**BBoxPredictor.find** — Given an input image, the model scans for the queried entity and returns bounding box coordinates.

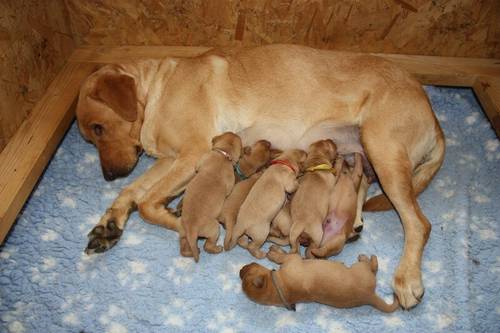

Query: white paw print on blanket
[1,301,33,333]
[116,261,150,290]
[207,310,244,332]
[160,298,194,328]
[99,304,128,333]
[166,257,194,286]
[218,261,247,293]
[315,307,350,333]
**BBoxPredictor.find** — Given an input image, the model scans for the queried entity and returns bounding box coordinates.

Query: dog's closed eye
[92,124,104,136]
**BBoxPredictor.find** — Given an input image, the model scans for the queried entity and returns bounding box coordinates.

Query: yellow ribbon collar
[306,163,336,175]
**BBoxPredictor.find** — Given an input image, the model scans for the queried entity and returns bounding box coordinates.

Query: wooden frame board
[0,46,499,243]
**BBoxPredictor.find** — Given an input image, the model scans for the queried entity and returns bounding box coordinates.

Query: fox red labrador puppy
[76,44,445,309]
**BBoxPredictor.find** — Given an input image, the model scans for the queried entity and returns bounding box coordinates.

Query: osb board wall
[0,0,75,151]
[66,0,499,58]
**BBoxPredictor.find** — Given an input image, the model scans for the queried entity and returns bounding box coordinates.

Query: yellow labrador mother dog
[77,44,445,310]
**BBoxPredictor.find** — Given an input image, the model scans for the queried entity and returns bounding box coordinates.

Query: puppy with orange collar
[289,139,337,257]
[182,132,242,262]
[240,245,399,313]
[228,149,307,258]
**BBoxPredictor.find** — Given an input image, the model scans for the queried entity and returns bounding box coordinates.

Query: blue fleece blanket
[0,86,499,333]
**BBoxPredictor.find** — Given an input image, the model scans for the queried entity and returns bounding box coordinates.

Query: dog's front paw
[85,219,123,255]
[393,264,425,310]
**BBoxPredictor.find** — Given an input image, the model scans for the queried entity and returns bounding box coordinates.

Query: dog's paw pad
[85,220,123,255]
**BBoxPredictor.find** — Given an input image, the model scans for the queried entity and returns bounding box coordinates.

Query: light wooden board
[0,62,96,242]
[473,76,500,138]
[69,46,500,87]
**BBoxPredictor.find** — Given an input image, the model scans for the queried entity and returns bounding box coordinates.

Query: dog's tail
[185,228,200,263]
[363,127,445,211]
[369,294,400,313]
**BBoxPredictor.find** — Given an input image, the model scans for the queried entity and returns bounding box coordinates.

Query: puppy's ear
[298,150,307,162]
[252,275,266,289]
[270,148,283,160]
[92,73,138,122]
[211,134,222,146]
[243,146,252,155]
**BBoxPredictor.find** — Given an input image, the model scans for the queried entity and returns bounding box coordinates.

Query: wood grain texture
[0,62,96,243]
[68,45,500,87]
[473,76,500,137]
[0,0,75,152]
[65,0,500,58]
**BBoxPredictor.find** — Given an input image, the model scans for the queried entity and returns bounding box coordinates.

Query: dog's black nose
[135,145,143,157]
[103,169,116,181]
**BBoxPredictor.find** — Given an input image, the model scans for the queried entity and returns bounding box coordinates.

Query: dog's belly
[238,121,364,154]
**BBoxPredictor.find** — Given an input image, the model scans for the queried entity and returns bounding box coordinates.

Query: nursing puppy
[267,201,292,246]
[219,140,277,250]
[228,149,307,258]
[240,245,399,313]
[182,132,242,262]
[289,140,337,257]
[311,153,364,258]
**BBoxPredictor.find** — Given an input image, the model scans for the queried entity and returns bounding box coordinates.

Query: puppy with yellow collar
[289,139,338,257]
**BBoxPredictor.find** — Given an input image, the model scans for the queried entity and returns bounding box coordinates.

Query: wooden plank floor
[0,46,499,243]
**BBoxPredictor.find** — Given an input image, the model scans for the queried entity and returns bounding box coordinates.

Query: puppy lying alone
[182,132,242,262]
[289,139,337,257]
[228,149,307,258]
[240,245,399,313]
[311,153,363,258]
[219,140,276,250]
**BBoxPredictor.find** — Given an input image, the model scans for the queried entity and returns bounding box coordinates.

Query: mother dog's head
[76,65,143,181]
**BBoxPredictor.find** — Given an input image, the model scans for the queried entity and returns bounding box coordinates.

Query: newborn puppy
[228,149,307,258]
[289,139,337,257]
[181,132,242,262]
[219,140,277,250]
[311,153,363,258]
[267,200,292,246]
[240,245,399,313]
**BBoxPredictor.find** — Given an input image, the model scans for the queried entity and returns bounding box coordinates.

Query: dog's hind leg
[246,224,270,259]
[361,118,434,310]
[203,222,223,254]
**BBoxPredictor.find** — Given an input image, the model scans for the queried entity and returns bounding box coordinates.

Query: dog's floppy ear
[270,149,283,159]
[92,73,138,122]
[252,275,266,289]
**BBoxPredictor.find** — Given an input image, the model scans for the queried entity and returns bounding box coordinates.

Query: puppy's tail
[185,228,200,263]
[363,127,445,212]
[369,294,400,313]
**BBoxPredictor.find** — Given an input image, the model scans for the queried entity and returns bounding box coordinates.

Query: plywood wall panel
[65,0,499,58]
[0,0,75,152]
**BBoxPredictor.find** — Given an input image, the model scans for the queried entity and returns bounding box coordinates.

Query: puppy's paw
[204,242,223,254]
[269,244,285,254]
[357,254,369,262]
[393,264,425,310]
[85,219,123,254]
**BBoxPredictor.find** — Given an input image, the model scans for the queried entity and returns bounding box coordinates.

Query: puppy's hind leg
[246,224,271,259]
[304,223,324,259]
[288,223,304,254]
[203,222,223,254]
